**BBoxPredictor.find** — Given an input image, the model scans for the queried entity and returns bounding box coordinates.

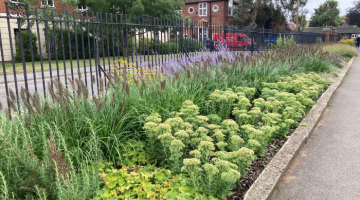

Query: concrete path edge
[243,57,356,200]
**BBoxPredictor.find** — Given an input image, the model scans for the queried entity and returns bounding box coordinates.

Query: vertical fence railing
[0,2,326,113]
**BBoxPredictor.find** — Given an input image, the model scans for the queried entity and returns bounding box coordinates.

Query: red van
[213,33,256,50]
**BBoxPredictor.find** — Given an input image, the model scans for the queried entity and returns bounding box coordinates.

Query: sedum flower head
[158,133,175,146]
[189,150,201,159]
[207,124,221,133]
[231,135,244,144]
[248,139,261,149]
[183,158,201,166]
[170,139,185,149]
[213,158,238,171]
[157,123,172,135]
[216,141,228,151]
[198,141,215,152]
[203,163,220,176]
[164,117,185,132]
[174,130,189,141]
[145,113,162,124]
[221,119,240,132]
[196,127,209,135]
[221,169,240,183]
[213,130,225,142]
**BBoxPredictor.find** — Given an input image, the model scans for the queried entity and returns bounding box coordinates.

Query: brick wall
[182,1,234,25]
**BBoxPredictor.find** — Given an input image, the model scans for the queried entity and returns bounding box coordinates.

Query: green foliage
[316,37,323,44]
[15,30,40,63]
[1,42,343,199]
[117,140,148,167]
[182,38,204,52]
[0,120,101,200]
[51,28,124,60]
[95,163,195,199]
[272,34,296,49]
[143,101,256,198]
[309,0,341,27]
[83,0,184,20]
[323,43,359,59]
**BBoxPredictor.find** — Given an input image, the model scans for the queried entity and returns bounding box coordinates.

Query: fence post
[251,27,254,54]
[223,24,227,47]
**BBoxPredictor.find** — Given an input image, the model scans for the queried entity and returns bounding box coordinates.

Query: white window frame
[351,34,357,38]
[199,2,207,16]
[78,5,88,11]
[188,7,194,14]
[212,5,219,12]
[41,0,54,7]
[228,0,234,16]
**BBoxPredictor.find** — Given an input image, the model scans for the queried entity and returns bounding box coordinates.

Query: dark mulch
[227,129,295,200]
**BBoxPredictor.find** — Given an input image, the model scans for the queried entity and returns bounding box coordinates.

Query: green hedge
[15,30,40,62]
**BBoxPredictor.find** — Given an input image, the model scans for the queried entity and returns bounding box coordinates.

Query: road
[0,66,104,113]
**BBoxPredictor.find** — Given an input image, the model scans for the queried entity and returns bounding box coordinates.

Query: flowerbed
[0,44,356,199]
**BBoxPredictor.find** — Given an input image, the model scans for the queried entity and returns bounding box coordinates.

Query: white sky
[304,0,355,20]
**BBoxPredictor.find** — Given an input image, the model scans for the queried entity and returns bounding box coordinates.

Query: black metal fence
[0,2,325,113]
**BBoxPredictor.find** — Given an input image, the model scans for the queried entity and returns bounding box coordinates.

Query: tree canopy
[309,0,341,27]
[232,0,308,30]
[79,0,184,20]
[346,0,360,27]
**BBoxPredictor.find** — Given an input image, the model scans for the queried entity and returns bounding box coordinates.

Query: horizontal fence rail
[0,2,325,115]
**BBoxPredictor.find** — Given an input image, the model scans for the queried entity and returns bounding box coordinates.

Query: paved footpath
[271,56,360,200]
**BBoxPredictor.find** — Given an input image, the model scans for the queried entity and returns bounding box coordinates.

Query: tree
[346,0,360,27]
[80,0,184,20]
[233,1,288,30]
[309,0,341,27]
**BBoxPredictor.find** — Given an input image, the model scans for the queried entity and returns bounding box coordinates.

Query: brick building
[181,0,237,25]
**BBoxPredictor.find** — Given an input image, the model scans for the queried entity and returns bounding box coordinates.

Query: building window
[212,5,219,12]
[228,0,234,16]
[188,7,194,14]
[183,34,188,38]
[41,0,54,7]
[199,2,207,16]
[78,5,88,11]
[351,34,357,38]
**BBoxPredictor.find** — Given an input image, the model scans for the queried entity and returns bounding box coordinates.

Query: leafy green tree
[346,0,360,27]
[233,2,288,30]
[80,0,184,20]
[309,0,341,27]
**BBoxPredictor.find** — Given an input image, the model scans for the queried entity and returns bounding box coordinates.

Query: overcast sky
[304,0,355,20]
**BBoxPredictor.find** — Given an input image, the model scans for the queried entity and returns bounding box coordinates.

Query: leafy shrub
[328,54,346,68]
[316,37,323,44]
[15,30,40,62]
[339,38,355,46]
[143,101,256,198]
[271,34,296,49]
[50,28,124,60]
[0,124,101,199]
[95,163,195,199]
[323,43,359,58]
[182,38,204,52]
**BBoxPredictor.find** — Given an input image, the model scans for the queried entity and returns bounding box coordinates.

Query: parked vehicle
[213,33,256,50]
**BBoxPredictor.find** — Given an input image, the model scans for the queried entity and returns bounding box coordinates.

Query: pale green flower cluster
[142,73,328,199]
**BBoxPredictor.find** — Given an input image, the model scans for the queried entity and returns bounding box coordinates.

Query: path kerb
[243,57,356,200]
